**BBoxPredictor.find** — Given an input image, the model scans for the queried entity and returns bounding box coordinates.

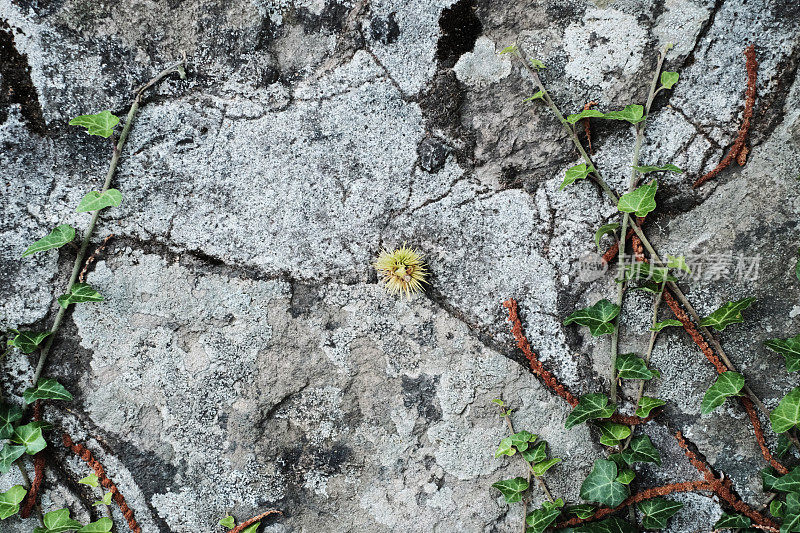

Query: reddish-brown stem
[78,234,114,283]
[693,44,757,188]
[62,433,141,533]
[582,101,598,154]
[230,509,283,533]
[20,401,44,519]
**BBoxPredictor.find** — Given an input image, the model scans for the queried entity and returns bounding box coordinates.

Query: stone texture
[1,0,799,531]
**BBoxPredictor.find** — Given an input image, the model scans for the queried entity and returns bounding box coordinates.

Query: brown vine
[582,101,598,154]
[78,234,114,283]
[62,433,141,533]
[19,400,44,519]
[693,44,758,188]
[230,509,283,533]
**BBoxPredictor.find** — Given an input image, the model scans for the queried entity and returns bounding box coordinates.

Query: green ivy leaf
[762,467,782,492]
[601,104,645,124]
[616,353,655,380]
[492,477,529,503]
[635,396,665,418]
[713,512,750,529]
[620,263,676,284]
[632,164,682,174]
[57,283,104,309]
[76,189,123,213]
[0,444,26,474]
[94,492,113,506]
[599,422,631,447]
[78,518,114,532]
[241,524,260,533]
[79,473,100,488]
[69,110,120,138]
[529,58,546,69]
[594,223,620,252]
[765,334,800,372]
[620,435,661,465]
[531,457,561,476]
[563,299,620,337]
[8,330,51,354]
[617,180,657,217]
[12,423,47,455]
[219,515,236,529]
[650,319,683,332]
[565,109,605,125]
[521,441,547,463]
[568,504,595,519]
[542,498,564,511]
[615,469,635,485]
[771,387,800,433]
[509,431,538,452]
[38,508,84,532]
[783,492,800,533]
[574,517,637,533]
[778,433,794,458]
[0,403,23,440]
[525,507,560,533]
[699,297,755,331]
[0,485,26,520]
[565,393,616,429]
[638,498,683,529]
[660,71,679,90]
[495,437,516,458]
[499,45,518,55]
[771,499,786,518]
[560,163,595,191]
[523,91,544,102]
[701,371,745,414]
[666,254,692,274]
[22,225,76,258]
[579,459,629,507]
[23,378,73,404]
[771,466,800,493]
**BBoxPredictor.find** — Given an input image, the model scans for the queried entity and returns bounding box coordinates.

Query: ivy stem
[31,58,186,386]
[499,406,555,508]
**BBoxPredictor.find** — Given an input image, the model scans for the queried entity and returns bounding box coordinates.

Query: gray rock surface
[1,0,799,531]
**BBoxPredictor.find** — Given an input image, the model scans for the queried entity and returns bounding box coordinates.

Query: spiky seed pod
[375,245,428,298]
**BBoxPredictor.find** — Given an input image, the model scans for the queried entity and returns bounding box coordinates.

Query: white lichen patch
[453,36,512,88]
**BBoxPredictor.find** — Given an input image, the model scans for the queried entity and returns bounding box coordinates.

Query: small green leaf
[241,524,260,533]
[568,504,595,519]
[771,387,800,433]
[495,437,515,458]
[542,498,564,511]
[499,45,518,55]
[0,485,26,519]
[40,508,84,532]
[565,393,616,429]
[574,517,637,533]
[509,431,538,452]
[615,468,635,485]
[594,223,620,252]
[638,498,683,529]
[521,441,547,463]
[219,515,236,529]
[22,225,76,258]
[660,71,679,90]
[525,507,560,533]
[69,110,120,138]
[531,457,561,476]
[57,283,104,309]
[560,163,594,191]
[579,459,629,507]
[492,477,529,503]
[565,109,605,124]
[616,353,655,380]
[765,334,800,372]
[635,397,666,418]
[76,189,123,213]
[666,254,692,274]
[617,180,658,217]
[78,518,114,532]
[713,512,750,529]
[699,297,755,331]
[620,435,661,465]
[563,299,620,337]
[523,91,544,102]
[762,467,782,492]
[632,164,682,174]
[94,492,113,506]
[771,499,786,518]
[12,423,47,455]
[0,444,26,474]
[23,378,73,404]
[783,493,800,533]
[650,319,683,332]
[79,473,100,488]
[599,422,631,447]
[701,371,745,414]
[772,467,800,493]
[491,399,504,406]
[620,262,676,284]
[0,403,23,440]
[8,330,51,354]
[602,104,645,124]
[529,58,546,69]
